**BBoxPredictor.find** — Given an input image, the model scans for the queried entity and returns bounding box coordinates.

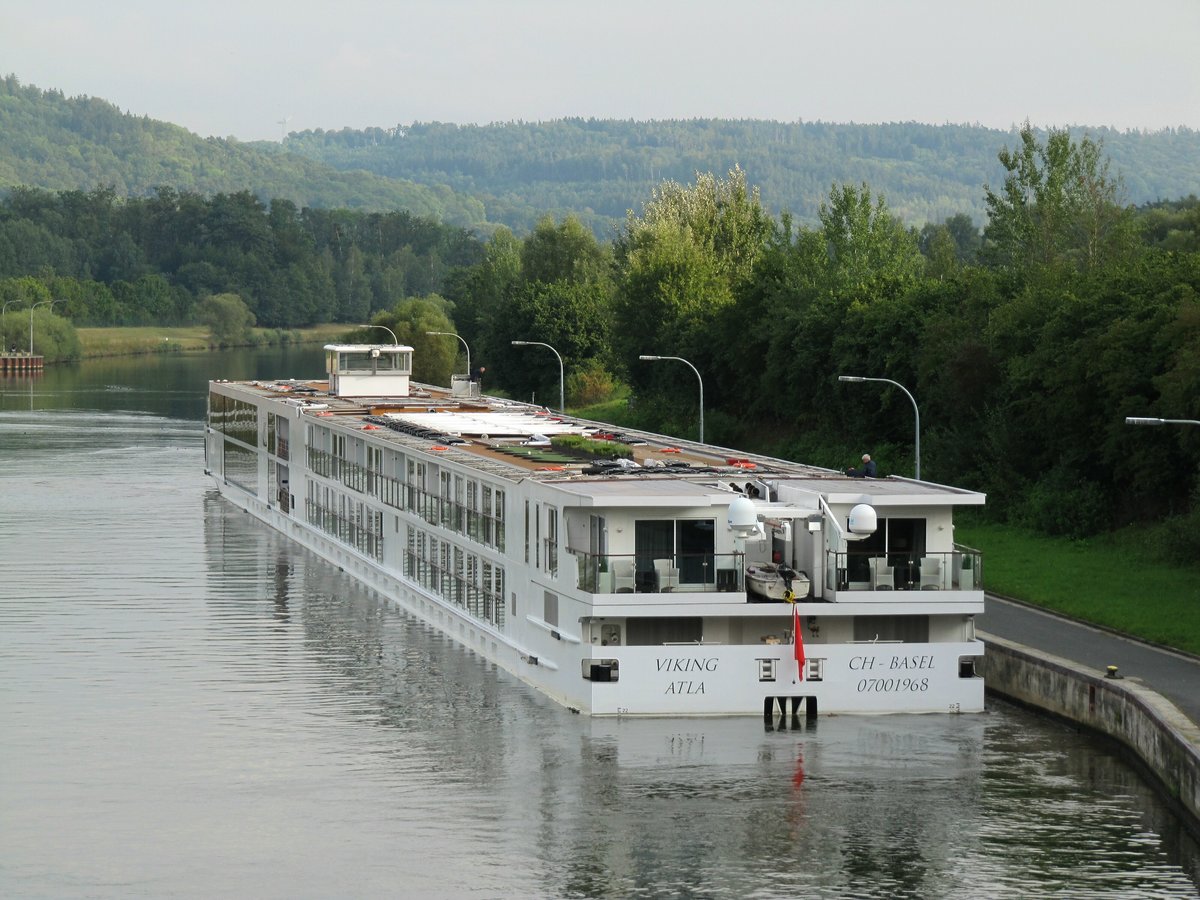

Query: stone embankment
[982,634,1200,830]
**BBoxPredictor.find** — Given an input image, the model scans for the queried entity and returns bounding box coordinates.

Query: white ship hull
[206,345,987,717]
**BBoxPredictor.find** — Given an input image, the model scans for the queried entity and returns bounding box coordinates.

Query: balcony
[568,550,746,596]
[825,546,981,594]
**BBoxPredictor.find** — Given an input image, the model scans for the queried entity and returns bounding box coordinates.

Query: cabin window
[633,519,716,586]
[490,568,505,628]
[453,547,465,607]
[481,485,494,546]
[493,489,505,552]
[546,507,559,577]
[851,517,927,572]
[544,591,559,627]
[211,395,257,446]
[582,659,619,682]
[222,440,258,493]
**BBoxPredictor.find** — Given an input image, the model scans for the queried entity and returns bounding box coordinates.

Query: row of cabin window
[405,525,506,628]
[306,444,506,551]
[303,484,385,562]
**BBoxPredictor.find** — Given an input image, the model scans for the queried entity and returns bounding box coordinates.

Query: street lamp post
[511,340,564,412]
[30,299,65,357]
[360,323,399,345]
[2,300,25,350]
[426,330,471,378]
[1126,417,1200,427]
[839,374,921,480]
[640,355,704,443]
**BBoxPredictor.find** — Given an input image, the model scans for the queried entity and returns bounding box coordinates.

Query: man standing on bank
[847,454,877,478]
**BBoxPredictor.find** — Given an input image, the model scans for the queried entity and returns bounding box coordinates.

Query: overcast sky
[4,0,1199,143]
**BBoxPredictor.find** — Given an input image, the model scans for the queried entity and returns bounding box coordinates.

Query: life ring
[661,447,682,454]
[538,465,565,471]
[731,461,756,470]
[361,424,378,430]
[431,445,449,451]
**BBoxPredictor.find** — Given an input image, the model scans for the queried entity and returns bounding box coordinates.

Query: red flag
[793,604,806,677]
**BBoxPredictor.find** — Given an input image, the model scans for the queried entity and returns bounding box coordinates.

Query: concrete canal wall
[981,634,1200,829]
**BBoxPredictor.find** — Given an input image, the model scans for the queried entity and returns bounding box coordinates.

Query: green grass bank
[75,324,349,358]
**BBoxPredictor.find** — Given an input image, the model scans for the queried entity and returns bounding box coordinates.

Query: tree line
[2,125,1198,549]
[0,185,483,328]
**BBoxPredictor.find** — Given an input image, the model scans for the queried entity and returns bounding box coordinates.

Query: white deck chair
[919,557,942,589]
[867,557,895,590]
[653,558,680,592]
[612,560,636,593]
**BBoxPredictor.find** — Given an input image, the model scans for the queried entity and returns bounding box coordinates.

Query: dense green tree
[354,296,459,386]
[613,167,771,405]
[443,227,522,366]
[919,224,960,279]
[520,215,608,284]
[196,293,256,346]
[1137,196,1200,253]
[499,279,614,405]
[818,182,924,297]
[982,124,1139,275]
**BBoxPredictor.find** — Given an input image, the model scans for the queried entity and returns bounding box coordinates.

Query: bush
[566,359,622,407]
[196,293,256,347]
[1155,483,1200,565]
[551,434,632,459]
[1011,468,1109,539]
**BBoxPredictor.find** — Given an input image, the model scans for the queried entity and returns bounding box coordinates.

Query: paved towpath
[978,593,1200,730]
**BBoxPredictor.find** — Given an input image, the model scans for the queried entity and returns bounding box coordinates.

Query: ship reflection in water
[0,365,1197,897]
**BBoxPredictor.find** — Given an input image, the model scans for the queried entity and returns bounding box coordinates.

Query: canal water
[2,348,1198,898]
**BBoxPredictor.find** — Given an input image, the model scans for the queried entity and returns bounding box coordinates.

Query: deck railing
[823,546,982,593]
[568,550,745,595]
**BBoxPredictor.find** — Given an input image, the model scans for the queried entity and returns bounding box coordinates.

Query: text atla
[657,657,717,694]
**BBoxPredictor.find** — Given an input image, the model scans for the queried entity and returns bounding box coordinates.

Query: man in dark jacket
[847,454,877,477]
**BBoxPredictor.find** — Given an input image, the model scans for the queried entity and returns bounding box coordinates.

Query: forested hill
[280,119,1200,236]
[0,77,488,228]
[4,74,1198,241]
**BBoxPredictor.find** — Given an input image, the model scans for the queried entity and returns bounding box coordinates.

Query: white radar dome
[847,504,878,535]
[726,496,762,538]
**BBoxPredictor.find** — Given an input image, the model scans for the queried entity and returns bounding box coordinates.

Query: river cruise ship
[205,343,986,717]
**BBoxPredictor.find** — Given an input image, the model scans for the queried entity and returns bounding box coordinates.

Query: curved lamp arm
[640,354,704,444]
[426,330,470,378]
[839,375,920,480]
[511,340,564,412]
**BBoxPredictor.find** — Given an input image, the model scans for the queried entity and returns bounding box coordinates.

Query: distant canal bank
[72,324,348,359]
